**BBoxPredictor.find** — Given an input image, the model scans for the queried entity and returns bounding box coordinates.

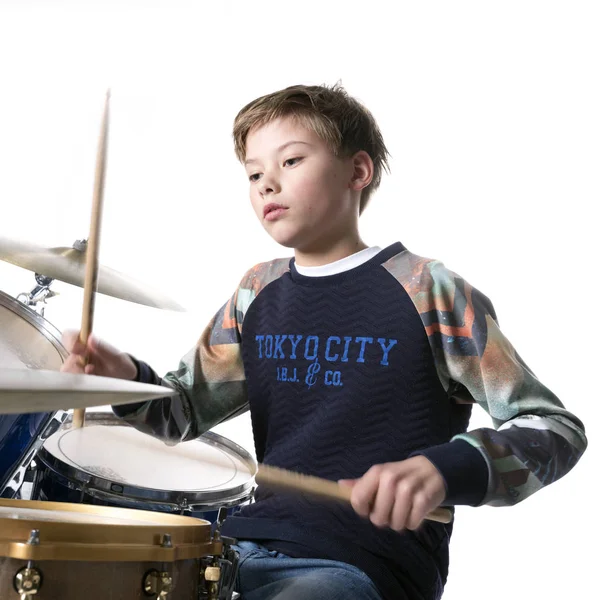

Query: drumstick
[178,439,452,525]
[73,90,111,430]
[256,464,453,524]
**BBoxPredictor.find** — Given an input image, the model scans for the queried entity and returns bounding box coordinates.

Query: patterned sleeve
[114,259,290,444]
[384,252,587,507]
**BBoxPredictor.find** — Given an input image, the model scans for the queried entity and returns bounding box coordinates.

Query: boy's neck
[294,236,369,267]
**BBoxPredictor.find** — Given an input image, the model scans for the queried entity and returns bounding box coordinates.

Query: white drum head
[43,422,255,493]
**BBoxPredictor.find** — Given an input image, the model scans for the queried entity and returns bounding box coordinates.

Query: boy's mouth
[263,203,288,221]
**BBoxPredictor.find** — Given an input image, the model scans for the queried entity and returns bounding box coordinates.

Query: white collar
[295,246,382,277]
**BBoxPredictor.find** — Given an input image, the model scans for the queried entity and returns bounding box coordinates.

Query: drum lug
[40,410,69,441]
[143,570,173,599]
[2,464,27,498]
[142,534,175,598]
[13,566,43,599]
[13,530,43,599]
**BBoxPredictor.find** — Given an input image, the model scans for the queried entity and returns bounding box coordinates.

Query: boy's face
[244,117,359,256]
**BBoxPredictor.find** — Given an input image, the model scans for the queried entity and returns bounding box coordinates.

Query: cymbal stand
[16,274,57,317]
[15,239,88,316]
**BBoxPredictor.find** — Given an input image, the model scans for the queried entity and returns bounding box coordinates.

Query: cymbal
[0,236,184,311]
[0,368,177,414]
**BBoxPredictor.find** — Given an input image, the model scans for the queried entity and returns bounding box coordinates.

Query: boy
[61,84,587,600]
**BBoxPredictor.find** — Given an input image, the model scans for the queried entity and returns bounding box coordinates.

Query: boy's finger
[338,479,357,488]
[350,468,381,518]
[88,335,119,358]
[390,494,412,531]
[61,330,86,354]
[84,363,96,375]
[60,354,86,374]
[369,479,396,528]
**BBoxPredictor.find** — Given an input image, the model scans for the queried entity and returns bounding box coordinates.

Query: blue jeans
[234,541,383,600]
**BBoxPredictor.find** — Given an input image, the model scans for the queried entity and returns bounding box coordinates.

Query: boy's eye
[284,157,301,167]
[249,173,261,182]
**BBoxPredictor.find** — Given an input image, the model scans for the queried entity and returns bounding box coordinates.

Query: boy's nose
[259,174,281,195]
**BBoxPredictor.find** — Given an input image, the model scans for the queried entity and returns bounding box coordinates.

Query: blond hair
[233,83,390,213]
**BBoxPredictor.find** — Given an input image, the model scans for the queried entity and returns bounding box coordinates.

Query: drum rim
[0,498,217,561]
[36,413,257,510]
[0,289,68,362]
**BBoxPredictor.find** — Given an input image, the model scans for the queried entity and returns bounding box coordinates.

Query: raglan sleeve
[410,260,587,507]
[112,275,253,444]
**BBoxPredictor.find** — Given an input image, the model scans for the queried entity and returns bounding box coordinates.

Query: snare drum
[31,412,256,520]
[0,290,67,497]
[0,498,226,599]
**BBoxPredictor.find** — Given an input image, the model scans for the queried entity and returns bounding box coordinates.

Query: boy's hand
[339,456,446,532]
[60,330,138,381]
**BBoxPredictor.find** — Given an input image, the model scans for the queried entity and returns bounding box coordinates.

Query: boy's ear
[349,150,374,192]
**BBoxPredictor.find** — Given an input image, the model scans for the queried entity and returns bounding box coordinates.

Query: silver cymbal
[0,236,184,311]
[0,368,177,414]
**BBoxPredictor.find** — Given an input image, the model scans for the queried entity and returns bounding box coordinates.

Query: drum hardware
[143,534,175,599]
[176,497,190,514]
[143,569,173,599]
[198,508,239,600]
[2,411,69,499]
[14,240,89,316]
[12,529,43,599]
[16,273,57,317]
[3,464,31,500]
[13,566,42,599]
[40,410,70,441]
[76,479,92,504]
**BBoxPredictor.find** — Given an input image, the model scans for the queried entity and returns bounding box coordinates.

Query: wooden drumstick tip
[72,408,85,429]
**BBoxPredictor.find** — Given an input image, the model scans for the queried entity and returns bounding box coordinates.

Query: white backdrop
[0,1,598,598]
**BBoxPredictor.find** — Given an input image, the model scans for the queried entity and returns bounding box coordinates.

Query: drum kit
[0,233,261,599]
[0,92,250,599]
[0,230,260,600]
[0,235,256,599]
